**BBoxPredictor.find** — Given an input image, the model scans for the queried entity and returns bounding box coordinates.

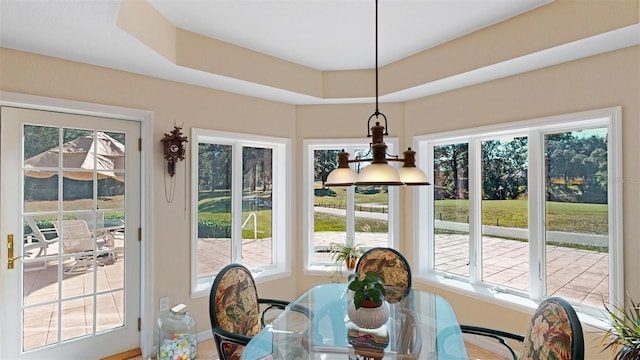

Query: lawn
[435,199,608,235]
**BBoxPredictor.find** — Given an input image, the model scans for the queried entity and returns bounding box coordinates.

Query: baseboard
[100,348,142,360]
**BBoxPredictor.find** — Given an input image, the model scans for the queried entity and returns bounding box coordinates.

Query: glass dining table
[242,283,469,360]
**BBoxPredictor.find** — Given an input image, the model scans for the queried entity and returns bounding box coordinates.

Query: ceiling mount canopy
[325,0,430,187]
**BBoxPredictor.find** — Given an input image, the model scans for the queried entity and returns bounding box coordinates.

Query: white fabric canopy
[24,132,125,182]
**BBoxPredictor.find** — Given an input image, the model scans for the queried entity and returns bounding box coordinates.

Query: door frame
[0,91,155,357]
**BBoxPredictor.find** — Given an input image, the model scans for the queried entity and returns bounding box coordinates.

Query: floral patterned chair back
[355,247,411,303]
[519,297,584,360]
[209,264,262,360]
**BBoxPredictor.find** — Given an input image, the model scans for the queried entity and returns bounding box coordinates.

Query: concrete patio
[22,230,608,352]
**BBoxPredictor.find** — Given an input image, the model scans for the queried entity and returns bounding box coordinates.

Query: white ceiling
[1,0,638,105]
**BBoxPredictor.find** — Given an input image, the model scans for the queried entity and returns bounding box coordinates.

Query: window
[191,129,290,296]
[303,139,400,272]
[416,107,622,318]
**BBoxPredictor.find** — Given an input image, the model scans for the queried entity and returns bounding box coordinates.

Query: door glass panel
[480,136,529,292]
[21,125,127,351]
[242,146,273,269]
[544,129,609,307]
[196,143,232,278]
[433,142,470,277]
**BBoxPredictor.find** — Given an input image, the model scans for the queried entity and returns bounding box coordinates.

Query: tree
[314,150,339,187]
[434,143,468,199]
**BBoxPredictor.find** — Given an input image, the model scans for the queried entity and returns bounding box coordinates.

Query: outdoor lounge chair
[52,219,115,274]
[24,216,59,258]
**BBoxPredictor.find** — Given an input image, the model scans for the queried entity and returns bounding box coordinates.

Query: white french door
[0,106,141,359]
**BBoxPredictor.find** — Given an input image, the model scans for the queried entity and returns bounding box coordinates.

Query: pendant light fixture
[325,0,430,187]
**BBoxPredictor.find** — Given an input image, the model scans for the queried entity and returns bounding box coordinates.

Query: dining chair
[461,297,584,360]
[52,219,114,274]
[209,263,308,360]
[355,247,412,303]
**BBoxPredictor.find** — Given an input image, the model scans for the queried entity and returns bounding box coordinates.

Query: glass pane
[242,146,273,269]
[60,297,93,342]
[23,257,60,305]
[433,142,470,277]
[62,177,94,211]
[62,128,93,170]
[197,143,232,278]
[24,174,59,213]
[97,176,125,210]
[97,251,123,292]
[312,149,343,264]
[544,129,609,307]
[353,185,388,251]
[480,137,529,292]
[96,291,124,332]
[104,132,126,171]
[23,303,58,351]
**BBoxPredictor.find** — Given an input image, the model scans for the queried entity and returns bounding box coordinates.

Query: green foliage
[328,242,362,263]
[602,297,640,360]
[197,218,231,238]
[314,188,336,197]
[433,131,608,204]
[348,271,386,309]
[314,150,339,186]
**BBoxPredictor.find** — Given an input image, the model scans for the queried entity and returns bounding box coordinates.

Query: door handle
[7,234,22,269]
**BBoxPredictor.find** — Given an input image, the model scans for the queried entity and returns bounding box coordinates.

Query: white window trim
[303,138,400,274]
[413,107,623,327]
[190,128,291,297]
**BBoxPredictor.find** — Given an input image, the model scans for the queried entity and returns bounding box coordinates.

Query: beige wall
[0,47,300,335]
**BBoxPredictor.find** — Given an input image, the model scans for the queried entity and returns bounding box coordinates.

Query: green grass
[314,182,389,209]
[198,190,273,238]
[314,212,388,233]
[435,199,608,235]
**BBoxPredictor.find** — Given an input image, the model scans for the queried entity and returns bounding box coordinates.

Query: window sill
[191,268,292,299]
[415,273,610,330]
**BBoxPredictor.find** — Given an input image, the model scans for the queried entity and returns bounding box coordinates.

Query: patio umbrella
[24,132,125,182]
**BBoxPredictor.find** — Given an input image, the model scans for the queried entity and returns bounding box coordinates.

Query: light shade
[355,163,404,186]
[398,166,430,185]
[325,167,358,186]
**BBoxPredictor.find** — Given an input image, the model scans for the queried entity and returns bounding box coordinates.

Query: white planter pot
[347,301,389,329]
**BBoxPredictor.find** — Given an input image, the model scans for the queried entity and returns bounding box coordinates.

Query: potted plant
[347,271,388,329]
[329,241,362,270]
[602,297,640,360]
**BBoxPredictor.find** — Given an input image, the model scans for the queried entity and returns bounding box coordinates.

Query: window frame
[303,138,401,273]
[414,107,623,324]
[190,128,291,297]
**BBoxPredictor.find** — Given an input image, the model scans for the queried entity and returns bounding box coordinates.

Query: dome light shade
[326,167,358,186]
[355,163,403,186]
[398,166,430,185]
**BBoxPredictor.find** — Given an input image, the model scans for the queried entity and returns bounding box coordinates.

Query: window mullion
[528,130,545,301]
[231,143,243,263]
[468,138,481,284]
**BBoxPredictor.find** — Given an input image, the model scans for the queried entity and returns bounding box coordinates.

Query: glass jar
[157,304,197,360]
